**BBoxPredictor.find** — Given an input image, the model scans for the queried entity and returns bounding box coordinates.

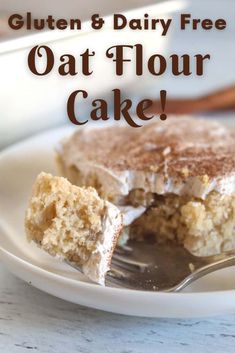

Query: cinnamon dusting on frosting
[61,117,235,180]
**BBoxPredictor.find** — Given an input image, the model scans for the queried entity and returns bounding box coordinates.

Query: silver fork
[69,239,235,291]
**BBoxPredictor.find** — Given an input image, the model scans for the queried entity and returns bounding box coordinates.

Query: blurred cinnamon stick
[149,85,235,115]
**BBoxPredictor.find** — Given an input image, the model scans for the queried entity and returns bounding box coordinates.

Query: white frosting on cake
[118,205,146,226]
[82,201,122,285]
[61,159,235,200]
[58,118,235,200]
[82,204,145,284]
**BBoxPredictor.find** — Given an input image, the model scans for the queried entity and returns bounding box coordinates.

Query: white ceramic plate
[1,125,235,318]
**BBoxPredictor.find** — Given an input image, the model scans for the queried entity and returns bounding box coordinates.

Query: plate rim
[1,238,235,298]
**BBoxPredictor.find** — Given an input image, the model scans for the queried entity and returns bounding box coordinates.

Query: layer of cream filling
[118,205,146,226]
[82,204,145,284]
[62,160,235,200]
[82,200,122,285]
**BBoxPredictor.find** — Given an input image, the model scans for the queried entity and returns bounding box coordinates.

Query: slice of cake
[57,117,235,256]
[25,172,122,285]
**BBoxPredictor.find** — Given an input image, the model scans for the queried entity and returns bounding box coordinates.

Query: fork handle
[173,255,235,292]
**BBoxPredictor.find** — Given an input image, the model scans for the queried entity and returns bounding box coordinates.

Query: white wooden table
[0,263,235,353]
